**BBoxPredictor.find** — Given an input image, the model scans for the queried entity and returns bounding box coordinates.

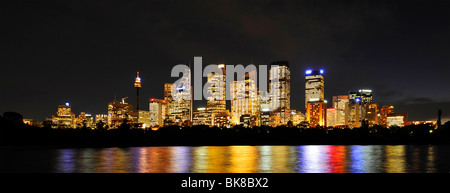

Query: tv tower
[134,71,142,121]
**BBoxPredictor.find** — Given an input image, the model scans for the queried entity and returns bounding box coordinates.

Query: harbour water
[1,145,449,173]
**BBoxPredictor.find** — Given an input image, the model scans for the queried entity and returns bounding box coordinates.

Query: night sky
[1,0,449,122]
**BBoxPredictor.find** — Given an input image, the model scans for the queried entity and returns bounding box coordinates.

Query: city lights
[38,63,424,130]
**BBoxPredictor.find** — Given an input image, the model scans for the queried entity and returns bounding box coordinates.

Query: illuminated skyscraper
[305,69,324,108]
[206,64,227,126]
[166,67,192,126]
[230,72,260,126]
[332,95,349,126]
[108,97,134,129]
[134,71,142,112]
[51,103,76,128]
[349,89,373,103]
[164,83,174,102]
[269,61,290,110]
[75,112,94,128]
[345,96,366,128]
[306,101,326,128]
[346,89,375,128]
[378,105,394,127]
[149,98,167,127]
[269,61,290,126]
[192,107,212,126]
[365,103,379,127]
[326,108,336,127]
[305,68,325,127]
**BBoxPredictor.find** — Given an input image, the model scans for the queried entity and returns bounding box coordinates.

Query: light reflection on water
[1,145,448,173]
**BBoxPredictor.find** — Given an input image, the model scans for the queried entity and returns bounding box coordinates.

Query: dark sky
[1,0,449,122]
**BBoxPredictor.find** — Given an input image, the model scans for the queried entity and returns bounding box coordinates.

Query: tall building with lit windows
[326,108,337,127]
[306,101,326,128]
[51,103,76,128]
[108,98,134,129]
[365,103,379,127]
[305,69,324,108]
[230,72,260,126]
[205,63,227,126]
[379,105,395,127]
[269,61,290,126]
[149,98,167,127]
[349,89,373,103]
[305,68,325,127]
[345,95,366,128]
[165,67,192,126]
[332,95,349,126]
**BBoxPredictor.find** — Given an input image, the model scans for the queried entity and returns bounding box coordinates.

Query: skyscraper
[305,69,324,108]
[108,97,134,129]
[349,89,373,103]
[269,61,291,126]
[166,67,192,126]
[149,98,167,127]
[332,95,349,126]
[346,89,375,128]
[230,72,260,126]
[345,99,363,128]
[51,103,76,128]
[365,103,379,127]
[305,68,325,127]
[326,108,337,127]
[134,72,142,110]
[306,101,326,128]
[134,71,142,124]
[206,63,228,126]
[269,61,290,111]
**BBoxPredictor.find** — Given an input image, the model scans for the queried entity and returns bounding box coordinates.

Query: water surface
[1,145,449,173]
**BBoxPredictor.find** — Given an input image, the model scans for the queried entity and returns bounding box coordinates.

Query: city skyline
[39,63,434,129]
[1,0,449,123]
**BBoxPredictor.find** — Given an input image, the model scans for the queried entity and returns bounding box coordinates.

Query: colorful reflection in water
[36,145,447,173]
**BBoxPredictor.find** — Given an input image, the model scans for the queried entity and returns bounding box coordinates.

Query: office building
[269,61,291,126]
[75,112,94,128]
[149,98,167,127]
[165,67,192,126]
[269,61,290,111]
[305,69,324,108]
[107,97,134,129]
[326,108,337,127]
[306,101,326,128]
[192,107,213,126]
[387,112,408,127]
[365,103,379,127]
[230,72,260,126]
[332,95,349,126]
[51,103,76,129]
[345,98,365,128]
[206,64,227,126]
[95,114,108,124]
[349,89,373,103]
[290,110,306,126]
[379,105,395,127]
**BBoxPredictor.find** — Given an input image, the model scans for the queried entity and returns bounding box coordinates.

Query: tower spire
[134,71,141,125]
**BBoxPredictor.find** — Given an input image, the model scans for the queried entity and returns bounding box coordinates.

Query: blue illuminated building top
[305,68,325,76]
